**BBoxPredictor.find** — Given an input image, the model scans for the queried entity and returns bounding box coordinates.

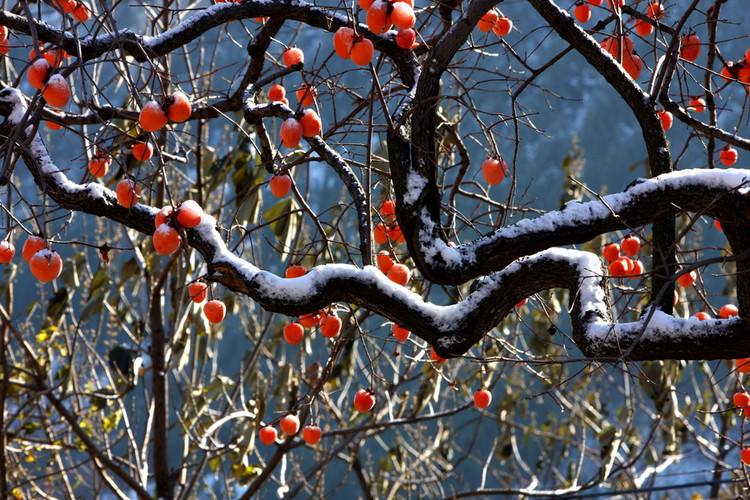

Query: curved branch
[241,100,372,265]
[661,98,750,152]
[389,0,677,314]
[2,88,749,361]
[0,1,417,85]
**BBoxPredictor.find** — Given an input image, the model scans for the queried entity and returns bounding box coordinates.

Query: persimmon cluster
[0,235,63,283]
[477,8,513,37]
[138,91,193,132]
[602,236,645,279]
[52,0,91,22]
[26,57,72,108]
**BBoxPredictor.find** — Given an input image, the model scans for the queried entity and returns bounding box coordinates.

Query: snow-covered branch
[0,0,417,84]
[3,87,749,361]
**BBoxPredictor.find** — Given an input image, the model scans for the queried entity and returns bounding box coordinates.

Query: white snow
[404,171,428,205]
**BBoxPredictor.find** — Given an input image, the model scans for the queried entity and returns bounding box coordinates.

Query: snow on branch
[400,168,750,283]
[2,87,748,361]
[0,0,417,84]
[241,98,373,265]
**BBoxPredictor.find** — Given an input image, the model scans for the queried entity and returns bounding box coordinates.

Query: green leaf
[262,198,300,262]
[80,291,106,323]
[43,288,69,329]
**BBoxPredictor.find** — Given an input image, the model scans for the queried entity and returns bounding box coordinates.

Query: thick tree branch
[0,1,417,85]
[3,88,749,361]
[241,100,372,265]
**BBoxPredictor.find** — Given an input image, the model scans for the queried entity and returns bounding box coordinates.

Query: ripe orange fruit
[396,28,416,49]
[680,34,701,62]
[358,0,373,8]
[430,347,446,363]
[739,66,750,85]
[622,51,643,80]
[602,243,620,262]
[302,425,322,445]
[283,322,305,345]
[333,27,355,59]
[631,259,645,277]
[285,265,307,278]
[132,141,154,161]
[634,19,654,37]
[258,425,277,445]
[714,219,722,231]
[387,224,405,245]
[391,2,415,29]
[22,236,46,262]
[608,256,633,277]
[387,263,411,286]
[115,179,141,208]
[153,223,182,255]
[282,47,304,67]
[676,269,695,287]
[373,223,388,245]
[473,389,492,409]
[719,304,738,319]
[493,15,513,37]
[376,250,394,273]
[366,1,391,34]
[742,448,750,466]
[166,91,192,123]
[734,392,750,408]
[574,3,591,23]
[719,145,738,166]
[155,206,174,227]
[0,241,14,264]
[42,74,71,108]
[204,299,226,323]
[481,157,507,185]
[139,100,168,132]
[658,110,673,131]
[30,249,63,282]
[87,156,111,178]
[269,174,292,197]
[296,85,317,106]
[188,282,208,303]
[646,1,664,19]
[600,35,634,59]
[620,236,640,256]
[268,84,286,102]
[692,311,709,320]
[53,0,76,13]
[176,200,203,228]
[392,324,409,341]
[28,58,51,90]
[353,389,375,413]
[299,311,323,328]
[478,9,498,32]
[320,313,342,338]
[379,200,396,221]
[299,109,322,137]
[738,358,750,373]
[279,414,300,435]
[72,2,90,22]
[351,39,374,66]
[688,97,705,113]
[721,64,734,81]
[46,121,63,131]
[280,118,303,148]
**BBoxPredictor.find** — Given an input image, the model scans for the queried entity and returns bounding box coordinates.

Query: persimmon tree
[0,0,749,497]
